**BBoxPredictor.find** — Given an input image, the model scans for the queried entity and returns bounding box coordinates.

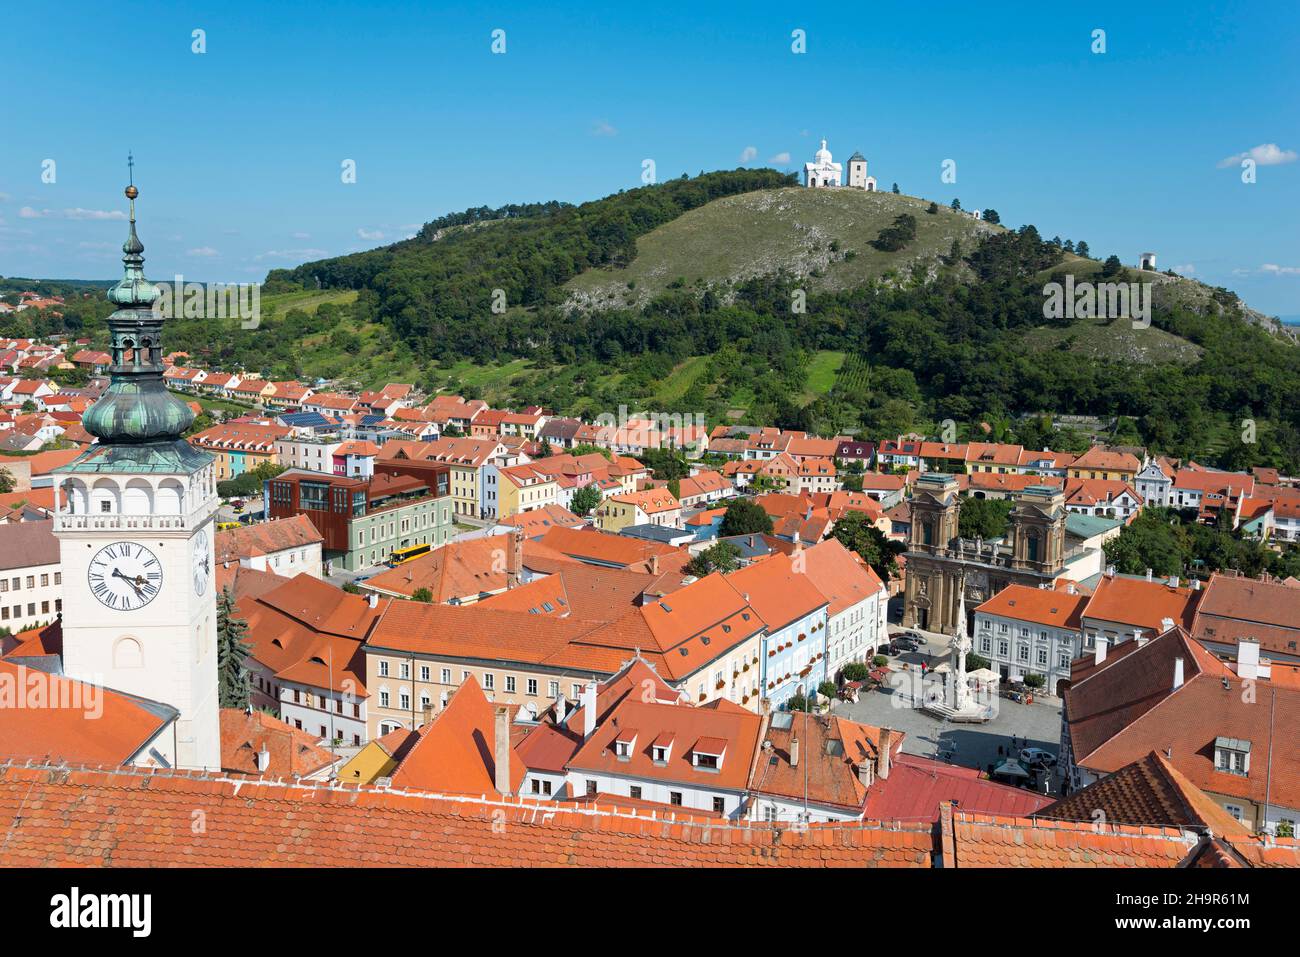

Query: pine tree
[217,587,253,710]
[891,182,900,194]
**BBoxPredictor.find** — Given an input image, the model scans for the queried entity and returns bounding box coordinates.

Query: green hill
[564,187,997,309]
[9,168,1299,472]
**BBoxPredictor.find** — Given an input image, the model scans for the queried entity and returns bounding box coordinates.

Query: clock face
[193,527,211,596]
[88,541,162,611]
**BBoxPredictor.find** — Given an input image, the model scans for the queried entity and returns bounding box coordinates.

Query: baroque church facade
[52,177,222,770]
[902,474,1071,636]
[803,139,877,191]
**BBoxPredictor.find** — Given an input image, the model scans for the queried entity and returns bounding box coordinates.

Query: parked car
[1020,748,1057,769]
[891,635,923,653]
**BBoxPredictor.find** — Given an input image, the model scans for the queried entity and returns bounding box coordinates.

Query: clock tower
[52,173,221,770]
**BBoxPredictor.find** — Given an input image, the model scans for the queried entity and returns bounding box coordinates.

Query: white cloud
[186,246,220,258]
[357,228,385,241]
[590,120,618,137]
[1217,143,1298,168]
[768,151,791,165]
[254,248,328,262]
[1170,263,1196,275]
[1259,263,1300,275]
[19,206,126,220]
[740,146,758,164]
[292,231,311,240]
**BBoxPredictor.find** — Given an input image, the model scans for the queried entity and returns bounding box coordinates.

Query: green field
[801,350,846,402]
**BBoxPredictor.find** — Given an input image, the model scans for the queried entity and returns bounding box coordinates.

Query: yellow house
[336,727,418,784]
[497,463,559,519]
[1067,447,1141,483]
[594,487,681,533]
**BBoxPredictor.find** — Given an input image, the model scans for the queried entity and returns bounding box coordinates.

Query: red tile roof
[1037,751,1250,836]
[0,762,934,867]
[219,708,336,778]
[977,583,1088,630]
[942,805,1199,867]
[864,753,1053,823]
[389,676,526,796]
[215,514,323,564]
[0,661,174,766]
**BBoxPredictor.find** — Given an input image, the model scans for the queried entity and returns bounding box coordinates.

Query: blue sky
[2,0,1297,315]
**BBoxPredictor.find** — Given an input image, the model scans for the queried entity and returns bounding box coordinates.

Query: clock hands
[111,567,147,601]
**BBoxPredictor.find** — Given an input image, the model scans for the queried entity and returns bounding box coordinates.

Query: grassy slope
[1022,257,1203,365]
[564,187,998,309]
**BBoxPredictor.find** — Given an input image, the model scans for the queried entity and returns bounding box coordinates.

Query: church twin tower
[52,178,222,770]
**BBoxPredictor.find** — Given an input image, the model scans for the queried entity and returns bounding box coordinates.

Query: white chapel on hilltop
[803,139,876,191]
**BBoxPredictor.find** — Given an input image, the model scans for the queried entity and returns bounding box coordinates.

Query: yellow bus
[387,543,432,567]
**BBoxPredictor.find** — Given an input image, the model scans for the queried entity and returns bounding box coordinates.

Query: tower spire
[81,164,196,446]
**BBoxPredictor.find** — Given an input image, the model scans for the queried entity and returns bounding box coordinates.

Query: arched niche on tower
[122,478,154,516]
[156,478,185,515]
[90,477,121,514]
[113,635,145,669]
[63,478,89,515]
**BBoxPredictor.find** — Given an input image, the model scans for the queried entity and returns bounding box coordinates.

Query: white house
[0,520,62,633]
[974,583,1089,695]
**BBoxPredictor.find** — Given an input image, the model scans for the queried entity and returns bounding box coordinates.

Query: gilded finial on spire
[125,152,138,211]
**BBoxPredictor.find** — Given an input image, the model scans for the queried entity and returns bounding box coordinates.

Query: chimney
[1237,638,1260,681]
[555,687,567,721]
[789,735,800,768]
[255,745,271,772]
[1167,574,1179,588]
[1066,581,1076,595]
[1192,578,1201,591]
[1134,629,1147,647]
[1094,636,1108,665]
[1173,657,1185,691]
[1105,565,1116,578]
[1160,616,1175,634]
[493,705,513,796]
[1145,568,1153,582]
[649,553,659,576]
[367,591,378,608]
[582,679,597,741]
[507,528,524,590]
[877,728,893,780]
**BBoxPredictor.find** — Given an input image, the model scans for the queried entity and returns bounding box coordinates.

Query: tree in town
[571,483,602,516]
[216,587,253,709]
[831,510,903,580]
[0,467,14,494]
[957,497,1014,540]
[719,498,773,538]
[411,587,434,603]
[684,541,742,578]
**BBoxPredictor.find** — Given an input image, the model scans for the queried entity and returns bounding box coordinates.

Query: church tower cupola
[83,162,196,446]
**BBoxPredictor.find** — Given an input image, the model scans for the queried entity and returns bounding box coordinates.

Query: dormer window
[651,732,674,765]
[691,737,727,771]
[1214,737,1250,776]
[613,729,638,761]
